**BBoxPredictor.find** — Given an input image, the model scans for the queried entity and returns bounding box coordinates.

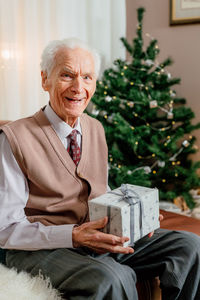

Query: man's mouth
[65,97,83,102]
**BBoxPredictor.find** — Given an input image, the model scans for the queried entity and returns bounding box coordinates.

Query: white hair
[40,38,101,77]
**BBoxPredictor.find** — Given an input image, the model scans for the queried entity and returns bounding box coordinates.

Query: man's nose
[70,77,83,94]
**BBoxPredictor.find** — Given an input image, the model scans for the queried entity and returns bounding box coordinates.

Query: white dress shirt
[0,104,82,250]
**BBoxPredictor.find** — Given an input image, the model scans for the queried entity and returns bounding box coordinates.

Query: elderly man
[0,38,200,300]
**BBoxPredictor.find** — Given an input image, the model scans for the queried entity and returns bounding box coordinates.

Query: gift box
[89,184,160,246]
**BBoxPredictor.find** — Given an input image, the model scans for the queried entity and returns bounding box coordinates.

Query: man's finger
[86,216,108,230]
[159,214,164,221]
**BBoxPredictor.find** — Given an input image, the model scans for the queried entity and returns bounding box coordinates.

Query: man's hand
[148,213,164,238]
[72,216,134,254]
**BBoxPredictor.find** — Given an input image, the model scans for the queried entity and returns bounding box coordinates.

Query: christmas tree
[90,7,200,208]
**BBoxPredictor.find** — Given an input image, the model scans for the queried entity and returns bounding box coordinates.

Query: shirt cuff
[47,224,76,249]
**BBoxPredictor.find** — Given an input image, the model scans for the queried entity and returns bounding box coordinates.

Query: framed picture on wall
[170,0,200,25]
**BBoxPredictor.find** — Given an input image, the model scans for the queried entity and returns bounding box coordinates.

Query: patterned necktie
[67,130,81,166]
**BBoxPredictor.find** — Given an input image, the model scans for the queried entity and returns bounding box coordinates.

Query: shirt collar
[43,103,82,140]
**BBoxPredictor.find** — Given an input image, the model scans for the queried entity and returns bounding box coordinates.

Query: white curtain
[0,0,126,120]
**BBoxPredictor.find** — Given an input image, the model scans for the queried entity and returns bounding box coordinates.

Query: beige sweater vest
[2,109,108,226]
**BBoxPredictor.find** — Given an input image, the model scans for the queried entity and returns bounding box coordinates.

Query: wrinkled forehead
[53,47,96,74]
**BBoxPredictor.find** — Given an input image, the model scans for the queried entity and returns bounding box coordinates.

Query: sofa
[1,120,200,299]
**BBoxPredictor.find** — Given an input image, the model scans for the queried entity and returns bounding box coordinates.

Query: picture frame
[170,0,200,25]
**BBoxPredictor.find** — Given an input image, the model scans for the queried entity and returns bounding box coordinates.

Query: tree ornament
[99,110,107,117]
[158,161,165,168]
[127,170,132,175]
[170,90,176,97]
[143,166,151,174]
[128,102,134,108]
[119,103,126,109]
[167,112,174,119]
[149,100,158,108]
[91,108,99,116]
[107,115,114,124]
[182,140,190,147]
[105,96,112,102]
[144,59,154,66]
[167,73,172,79]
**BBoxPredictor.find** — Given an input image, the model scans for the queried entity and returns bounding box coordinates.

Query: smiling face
[41,47,97,127]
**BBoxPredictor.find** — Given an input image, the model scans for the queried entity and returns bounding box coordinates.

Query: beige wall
[126,0,200,160]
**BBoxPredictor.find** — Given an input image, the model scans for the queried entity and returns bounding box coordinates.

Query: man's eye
[83,75,91,80]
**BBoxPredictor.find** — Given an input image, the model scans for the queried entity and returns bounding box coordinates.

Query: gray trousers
[6,229,200,300]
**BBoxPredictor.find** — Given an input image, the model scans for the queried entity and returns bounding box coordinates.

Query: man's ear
[41,71,49,91]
